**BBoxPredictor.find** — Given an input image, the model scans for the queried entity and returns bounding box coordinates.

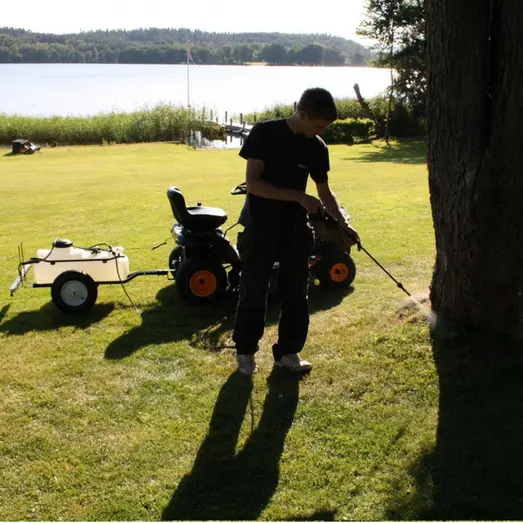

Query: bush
[332,98,366,120]
[323,118,375,144]
[239,98,364,124]
[239,97,424,139]
[240,103,294,123]
[388,102,426,137]
[365,98,426,137]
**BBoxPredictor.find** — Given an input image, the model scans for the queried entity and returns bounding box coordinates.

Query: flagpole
[187,47,190,107]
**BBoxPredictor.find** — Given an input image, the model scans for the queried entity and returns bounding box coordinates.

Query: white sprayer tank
[33,239,130,285]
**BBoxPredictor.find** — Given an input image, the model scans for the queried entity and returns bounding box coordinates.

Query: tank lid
[53,238,73,248]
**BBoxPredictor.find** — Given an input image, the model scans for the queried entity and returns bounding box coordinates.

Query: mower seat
[167,186,227,232]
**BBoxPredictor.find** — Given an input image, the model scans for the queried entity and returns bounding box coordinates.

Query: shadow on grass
[162,367,319,520]
[0,305,10,324]
[288,510,337,521]
[104,283,354,360]
[386,331,523,520]
[0,302,115,335]
[348,139,427,164]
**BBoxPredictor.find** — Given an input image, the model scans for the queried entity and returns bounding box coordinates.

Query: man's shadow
[104,285,240,359]
[105,283,353,360]
[162,367,303,520]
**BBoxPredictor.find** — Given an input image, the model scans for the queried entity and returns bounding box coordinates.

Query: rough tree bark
[427,0,523,337]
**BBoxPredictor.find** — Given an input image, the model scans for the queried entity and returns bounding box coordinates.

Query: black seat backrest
[167,186,189,224]
[166,186,228,232]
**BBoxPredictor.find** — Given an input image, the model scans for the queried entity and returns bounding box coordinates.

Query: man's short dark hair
[297,88,338,122]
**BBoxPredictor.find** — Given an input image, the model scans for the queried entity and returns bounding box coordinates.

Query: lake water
[0,64,391,119]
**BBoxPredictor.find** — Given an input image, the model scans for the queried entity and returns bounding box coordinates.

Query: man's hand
[300,194,322,214]
[341,221,361,247]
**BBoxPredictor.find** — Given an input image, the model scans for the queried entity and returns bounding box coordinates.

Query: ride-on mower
[167,183,357,305]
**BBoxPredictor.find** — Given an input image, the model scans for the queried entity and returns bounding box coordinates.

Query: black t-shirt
[238,118,330,232]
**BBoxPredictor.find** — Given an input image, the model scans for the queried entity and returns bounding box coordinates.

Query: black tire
[51,271,98,314]
[175,257,227,305]
[316,250,356,288]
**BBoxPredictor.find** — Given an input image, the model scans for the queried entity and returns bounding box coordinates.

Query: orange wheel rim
[330,263,349,282]
[190,271,217,297]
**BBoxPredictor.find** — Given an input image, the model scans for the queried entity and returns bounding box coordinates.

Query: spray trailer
[10,239,171,314]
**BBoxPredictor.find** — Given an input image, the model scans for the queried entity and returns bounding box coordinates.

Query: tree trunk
[353,83,385,137]
[427,0,523,337]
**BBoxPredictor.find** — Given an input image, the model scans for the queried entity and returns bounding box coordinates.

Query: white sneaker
[237,354,257,376]
[275,353,312,372]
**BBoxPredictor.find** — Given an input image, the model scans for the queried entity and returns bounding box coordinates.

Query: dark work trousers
[232,220,314,360]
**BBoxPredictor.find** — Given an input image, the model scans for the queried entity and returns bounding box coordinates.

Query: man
[232,87,360,376]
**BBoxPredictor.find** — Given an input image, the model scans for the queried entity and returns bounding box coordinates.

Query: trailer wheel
[51,271,98,314]
[316,250,356,288]
[175,257,227,305]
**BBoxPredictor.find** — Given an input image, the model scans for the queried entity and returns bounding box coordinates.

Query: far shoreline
[0,61,373,68]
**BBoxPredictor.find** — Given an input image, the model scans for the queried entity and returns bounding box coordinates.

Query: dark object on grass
[11,139,41,155]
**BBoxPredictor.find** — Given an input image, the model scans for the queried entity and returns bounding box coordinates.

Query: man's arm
[316,181,360,244]
[316,181,346,222]
[246,158,322,213]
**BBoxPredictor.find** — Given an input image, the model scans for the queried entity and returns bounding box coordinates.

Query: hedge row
[323,118,375,144]
[240,97,425,138]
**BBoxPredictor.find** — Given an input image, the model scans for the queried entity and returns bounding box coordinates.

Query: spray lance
[320,208,413,298]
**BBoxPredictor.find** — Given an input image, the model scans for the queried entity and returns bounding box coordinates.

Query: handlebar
[230,182,247,195]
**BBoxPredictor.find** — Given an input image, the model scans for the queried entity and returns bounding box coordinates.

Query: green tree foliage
[296,44,324,65]
[0,27,372,66]
[358,0,426,116]
[260,43,287,64]
[324,47,345,66]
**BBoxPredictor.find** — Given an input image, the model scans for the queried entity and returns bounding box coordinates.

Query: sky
[1,0,372,44]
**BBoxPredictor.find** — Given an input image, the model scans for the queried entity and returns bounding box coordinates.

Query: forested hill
[0,27,371,65]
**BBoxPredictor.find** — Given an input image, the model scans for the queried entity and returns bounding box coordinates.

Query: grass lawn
[0,140,438,520]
